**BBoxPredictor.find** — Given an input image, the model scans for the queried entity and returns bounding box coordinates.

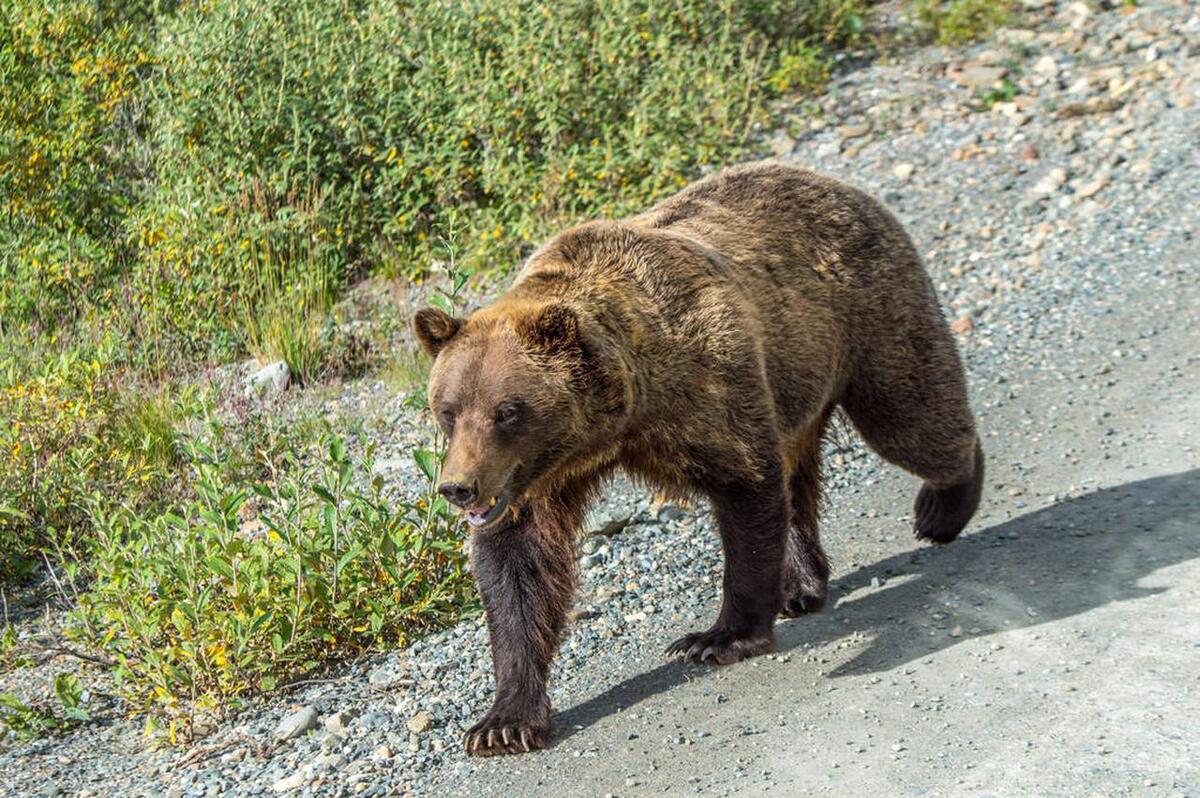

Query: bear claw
[666,628,775,665]
[780,588,827,617]
[464,718,548,757]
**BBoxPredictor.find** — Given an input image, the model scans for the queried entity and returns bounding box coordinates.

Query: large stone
[271,771,309,793]
[953,64,1007,89]
[275,706,319,741]
[245,360,290,398]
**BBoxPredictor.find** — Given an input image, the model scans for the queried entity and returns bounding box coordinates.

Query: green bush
[126,0,865,360]
[70,430,473,730]
[914,0,1009,45]
[0,344,191,580]
[0,0,155,337]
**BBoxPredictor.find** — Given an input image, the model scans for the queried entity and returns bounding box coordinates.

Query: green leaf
[311,484,337,506]
[429,293,454,315]
[205,556,235,582]
[337,543,366,573]
[412,449,439,482]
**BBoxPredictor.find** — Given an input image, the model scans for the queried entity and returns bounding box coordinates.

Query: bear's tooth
[489,496,497,508]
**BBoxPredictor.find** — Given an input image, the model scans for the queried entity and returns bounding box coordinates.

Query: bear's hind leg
[781,418,830,617]
[666,460,787,665]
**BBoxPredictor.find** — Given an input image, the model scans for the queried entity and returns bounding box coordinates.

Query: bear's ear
[412,307,463,357]
[517,303,582,357]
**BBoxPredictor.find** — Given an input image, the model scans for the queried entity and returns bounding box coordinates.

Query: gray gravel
[2,0,1199,795]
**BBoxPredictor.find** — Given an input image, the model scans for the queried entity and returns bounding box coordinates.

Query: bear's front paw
[464,710,550,757]
[665,627,775,665]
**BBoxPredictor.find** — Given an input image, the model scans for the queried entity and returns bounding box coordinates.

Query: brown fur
[413,162,983,756]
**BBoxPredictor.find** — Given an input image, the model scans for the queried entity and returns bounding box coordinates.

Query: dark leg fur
[666,460,788,665]
[465,502,578,756]
[780,425,830,617]
[914,438,984,544]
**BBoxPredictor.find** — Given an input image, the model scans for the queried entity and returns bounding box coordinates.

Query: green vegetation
[71,430,471,739]
[914,0,1010,45]
[0,673,91,740]
[4,0,868,368]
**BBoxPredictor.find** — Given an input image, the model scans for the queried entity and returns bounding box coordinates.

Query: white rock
[245,359,290,398]
[893,163,915,181]
[1065,0,1090,28]
[275,706,319,741]
[407,710,432,734]
[1033,55,1059,79]
[322,709,356,738]
[1030,167,1069,198]
[272,772,308,793]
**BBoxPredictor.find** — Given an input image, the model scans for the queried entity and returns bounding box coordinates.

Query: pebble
[406,711,431,735]
[954,64,1007,88]
[1076,172,1111,199]
[1031,167,1070,197]
[837,123,871,140]
[271,772,308,793]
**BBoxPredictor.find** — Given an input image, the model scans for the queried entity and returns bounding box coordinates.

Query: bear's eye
[439,409,456,431]
[494,402,521,426]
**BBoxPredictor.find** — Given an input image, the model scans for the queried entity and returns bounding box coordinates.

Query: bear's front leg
[465,508,577,756]
[667,462,789,665]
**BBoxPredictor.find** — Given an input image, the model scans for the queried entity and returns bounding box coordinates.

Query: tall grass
[230,186,340,386]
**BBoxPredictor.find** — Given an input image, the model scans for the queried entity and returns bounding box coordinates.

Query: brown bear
[412,161,983,757]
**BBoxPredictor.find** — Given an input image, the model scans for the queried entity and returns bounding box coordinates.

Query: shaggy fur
[413,162,983,756]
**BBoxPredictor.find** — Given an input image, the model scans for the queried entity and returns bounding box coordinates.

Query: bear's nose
[438,480,478,508]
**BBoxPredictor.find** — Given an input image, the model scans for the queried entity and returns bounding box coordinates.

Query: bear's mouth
[464,488,510,529]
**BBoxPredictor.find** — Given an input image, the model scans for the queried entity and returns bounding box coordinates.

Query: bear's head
[412,301,625,530]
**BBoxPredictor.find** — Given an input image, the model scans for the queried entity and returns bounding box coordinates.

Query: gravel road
[3,0,1198,795]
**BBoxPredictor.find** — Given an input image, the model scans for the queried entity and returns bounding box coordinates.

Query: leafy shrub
[125,0,865,360]
[0,672,91,741]
[71,429,473,730]
[0,0,154,337]
[914,0,1009,45]
[0,343,198,581]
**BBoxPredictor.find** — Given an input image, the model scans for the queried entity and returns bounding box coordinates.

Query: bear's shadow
[552,469,1199,744]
